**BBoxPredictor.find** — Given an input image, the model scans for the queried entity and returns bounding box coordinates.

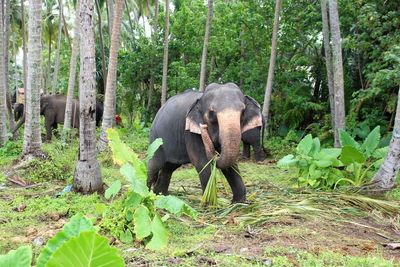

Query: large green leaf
[133,205,152,240]
[37,214,94,267]
[45,231,124,267]
[339,130,360,149]
[277,154,298,167]
[155,195,197,219]
[361,126,381,157]
[316,148,342,161]
[372,146,388,159]
[120,163,149,196]
[310,137,321,157]
[340,145,366,165]
[105,180,122,200]
[145,214,169,251]
[296,134,313,156]
[0,245,32,267]
[146,138,163,163]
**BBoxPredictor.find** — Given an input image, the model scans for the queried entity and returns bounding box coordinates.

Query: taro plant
[0,214,124,267]
[277,134,343,188]
[102,129,197,250]
[337,126,388,186]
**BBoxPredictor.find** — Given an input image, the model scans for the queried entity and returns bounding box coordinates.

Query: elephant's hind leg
[147,157,162,189]
[242,142,251,159]
[153,162,180,195]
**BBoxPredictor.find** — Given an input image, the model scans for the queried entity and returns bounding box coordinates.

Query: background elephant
[40,95,80,141]
[241,97,266,162]
[147,83,263,202]
[13,103,24,121]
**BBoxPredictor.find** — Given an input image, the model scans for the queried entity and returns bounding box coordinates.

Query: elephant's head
[185,83,263,169]
[40,96,50,115]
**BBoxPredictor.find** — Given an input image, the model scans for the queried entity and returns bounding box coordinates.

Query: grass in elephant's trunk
[200,152,232,208]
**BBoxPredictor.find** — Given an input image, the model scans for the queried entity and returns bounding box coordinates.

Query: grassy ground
[0,130,399,266]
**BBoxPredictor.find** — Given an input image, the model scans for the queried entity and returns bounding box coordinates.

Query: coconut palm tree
[73,0,102,193]
[64,1,80,131]
[97,0,124,151]
[199,0,214,92]
[51,0,64,92]
[160,0,169,106]
[22,0,43,157]
[0,0,8,146]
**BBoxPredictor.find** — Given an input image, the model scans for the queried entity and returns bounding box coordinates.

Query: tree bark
[0,0,8,146]
[22,0,43,157]
[147,0,159,112]
[47,33,52,92]
[4,0,15,137]
[97,0,124,151]
[161,0,169,106]
[321,0,335,136]
[74,0,102,193]
[262,0,282,135]
[52,0,64,93]
[199,0,214,92]
[95,0,107,93]
[328,0,345,147]
[21,0,27,91]
[64,1,80,131]
[107,0,114,36]
[368,88,400,191]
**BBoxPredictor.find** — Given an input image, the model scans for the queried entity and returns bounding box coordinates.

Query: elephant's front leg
[44,113,55,141]
[221,164,246,203]
[252,142,266,163]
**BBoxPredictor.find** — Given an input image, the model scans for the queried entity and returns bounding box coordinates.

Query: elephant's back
[151,90,202,164]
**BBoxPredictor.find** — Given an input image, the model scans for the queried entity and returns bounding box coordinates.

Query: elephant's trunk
[216,110,241,169]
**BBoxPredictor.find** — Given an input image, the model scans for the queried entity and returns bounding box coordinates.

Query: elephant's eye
[208,110,217,123]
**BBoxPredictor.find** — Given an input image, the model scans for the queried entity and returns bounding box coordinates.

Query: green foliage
[277,134,343,188]
[102,128,197,250]
[36,214,95,267]
[0,246,32,267]
[45,231,124,267]
[105,180,122,200]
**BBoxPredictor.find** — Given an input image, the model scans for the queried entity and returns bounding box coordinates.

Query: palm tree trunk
[64,1,80,131]
[97,0,124,151]
[161,0,169,106]
[22,0,43,157]
[369,87,400,191]
[107,0,114,35]
[328,0,345,147]
[4,0,15,136]
[199,0,214,92]
[147,0,159,112]
[261,0,282,135]
[74,0,102,193]
[47,34,52,92]
[321,0,335,136]
[0,0,8,146]
[61,7,71,48]
[21,0,27,91]
[52,0,64,93]
[95,0,107,93]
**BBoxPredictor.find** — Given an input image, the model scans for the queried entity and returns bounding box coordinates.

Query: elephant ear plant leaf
[0,245,32,267]
[105,128,197,250]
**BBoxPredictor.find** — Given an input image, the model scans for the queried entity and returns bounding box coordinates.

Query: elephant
[40,95,104,141]
[241,98,266,162]
[147,83,263,203]
[40,95,80,141]
[13,103,24,121]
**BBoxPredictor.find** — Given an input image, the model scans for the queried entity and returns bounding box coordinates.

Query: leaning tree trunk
[97,0,124,151]
[52,0,64,93]
[199,0,214,92]
[321,0,335,135]
[328,0,345,147]
[64,1,80,131]
[160,0,169,106]
[262,0,282,135]
[22,0,43,157]
[95,0,107,92]
[147,0,159,112]
[369,88,400,191]
[0,0,8,146]
[73,0,102,193]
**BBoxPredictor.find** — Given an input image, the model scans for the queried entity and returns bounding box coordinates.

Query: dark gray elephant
[147,83,263,203]
[241,97,266,162]
[40,95,80,141]
[13,103,24,121]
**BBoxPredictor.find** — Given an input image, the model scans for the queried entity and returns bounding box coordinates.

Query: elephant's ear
[241,95,263,133]
[185,99,203,135]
